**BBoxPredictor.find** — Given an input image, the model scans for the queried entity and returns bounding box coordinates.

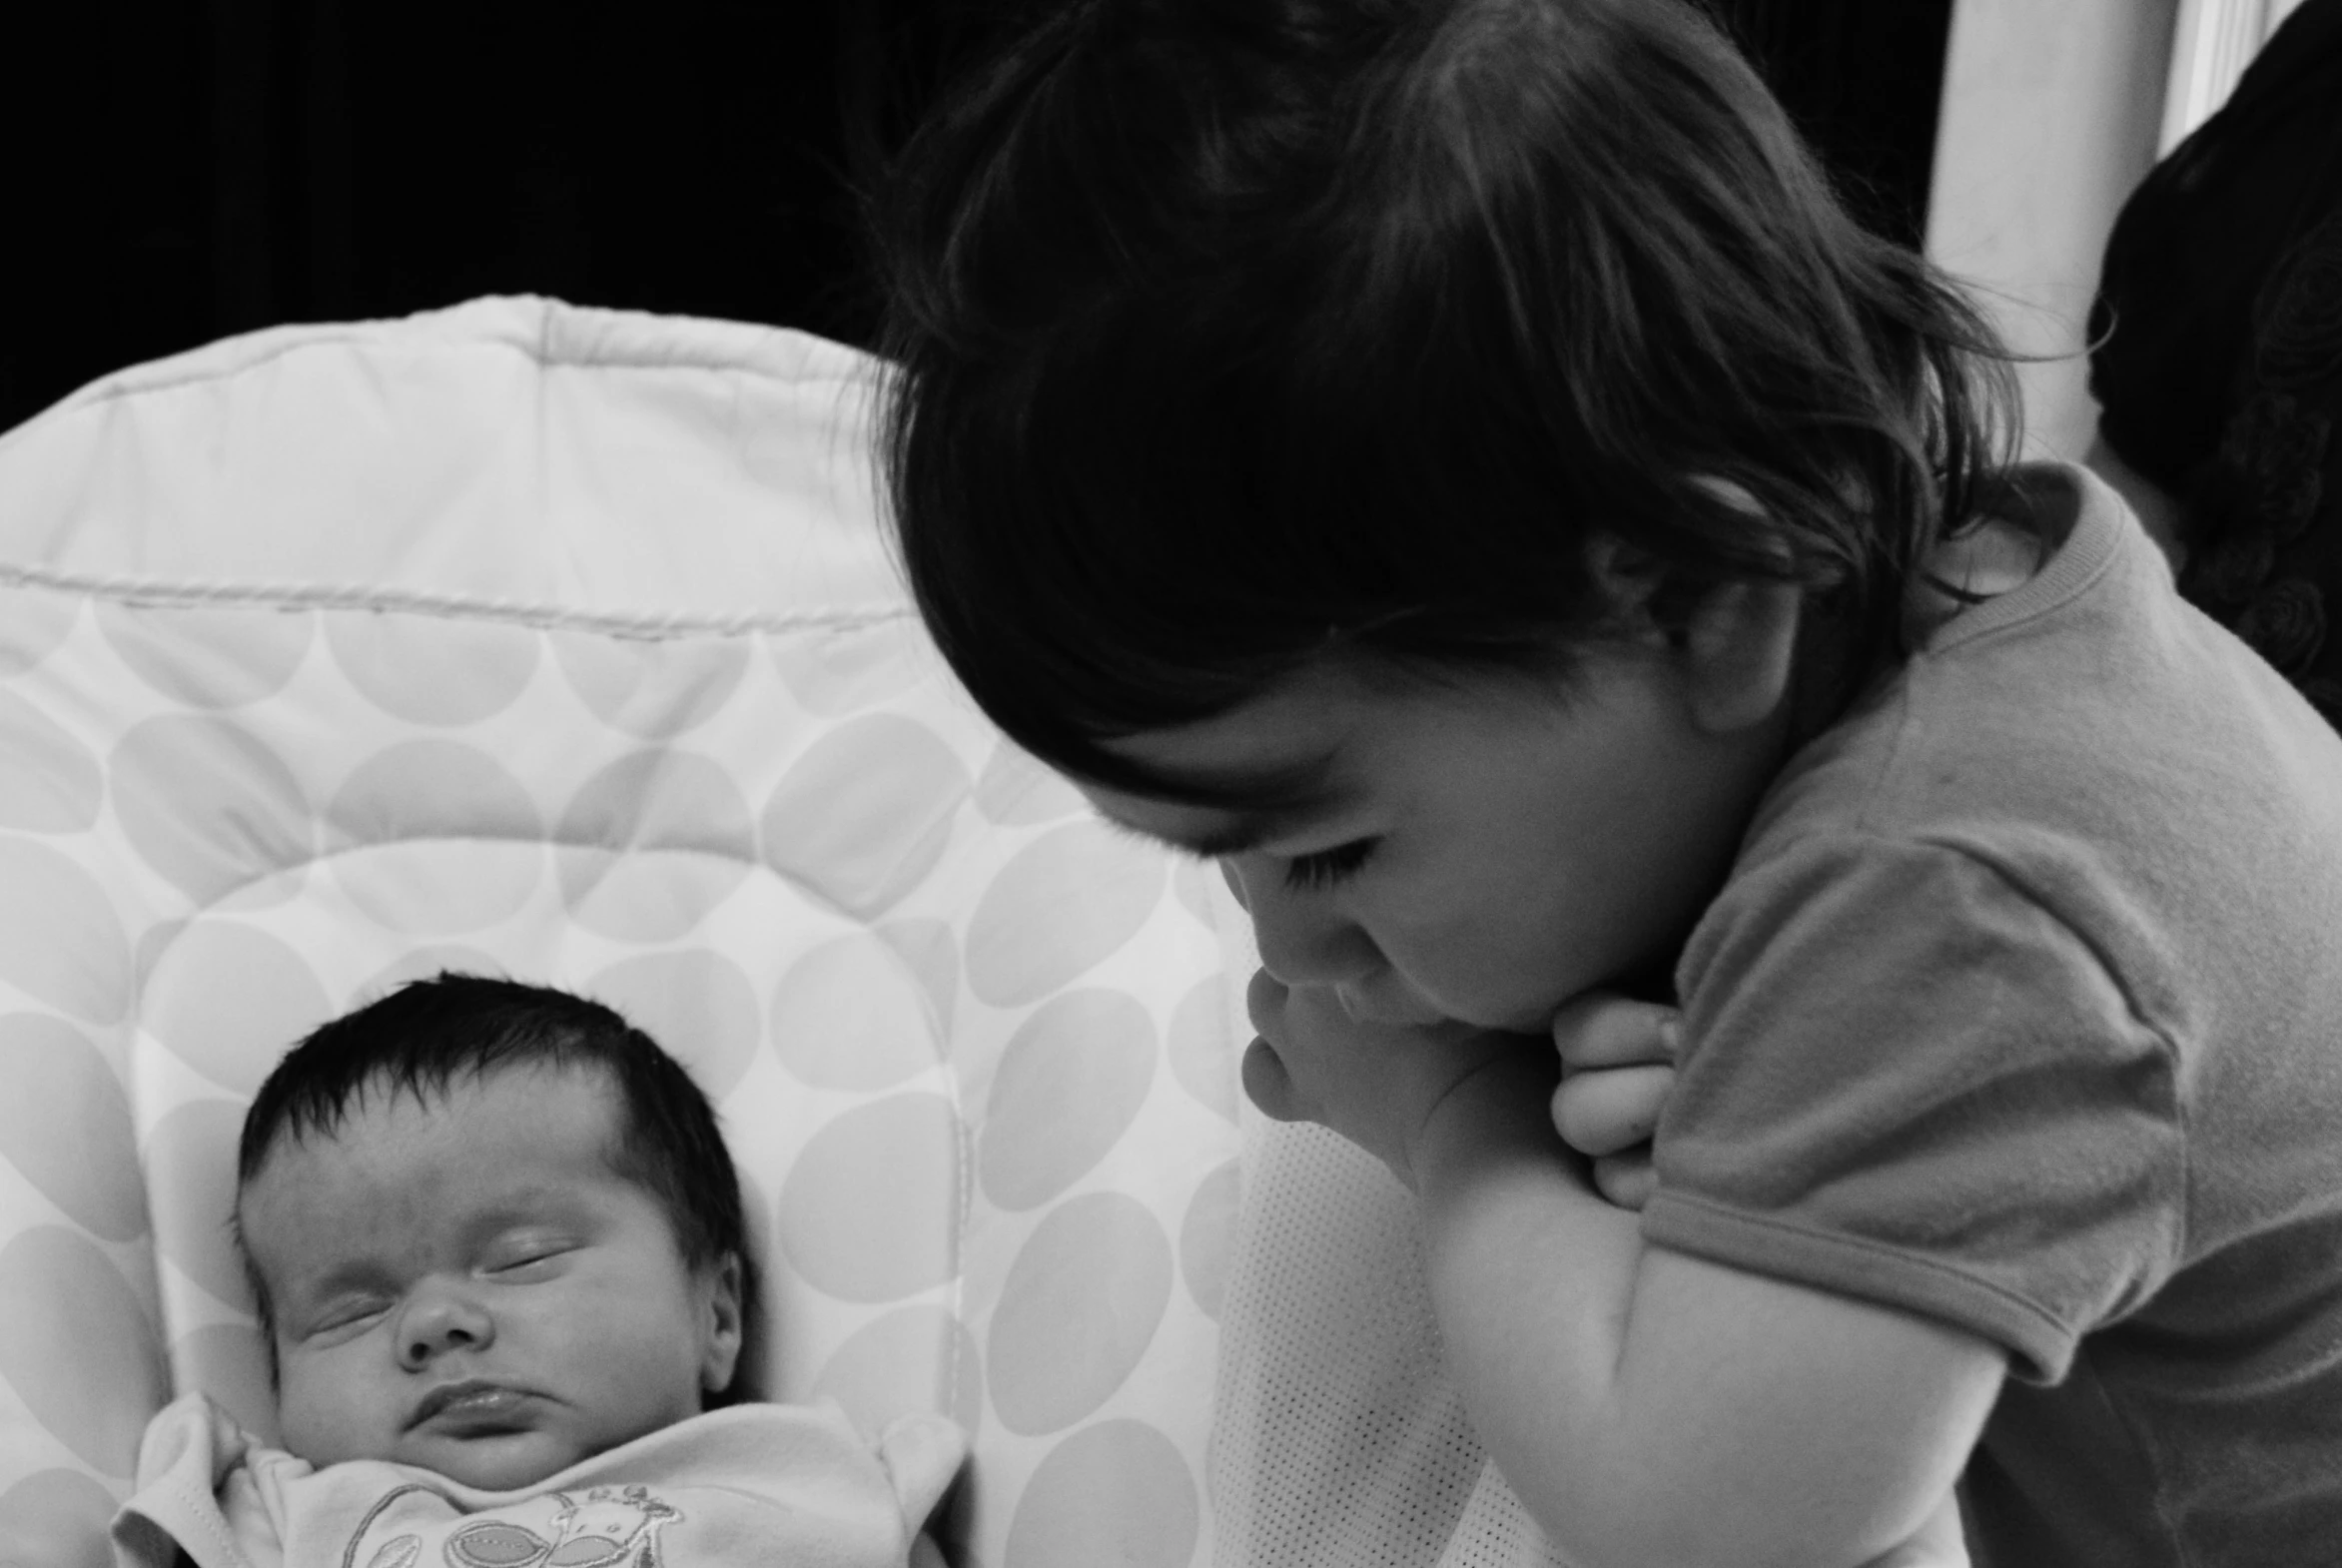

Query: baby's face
[239,1064,741,1491]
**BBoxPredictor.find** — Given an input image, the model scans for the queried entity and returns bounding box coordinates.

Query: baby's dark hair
[236,973,755,1399]
[875,0,2017,794]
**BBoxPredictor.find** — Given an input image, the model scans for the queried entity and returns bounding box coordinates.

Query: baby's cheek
[275,1357,378,1467]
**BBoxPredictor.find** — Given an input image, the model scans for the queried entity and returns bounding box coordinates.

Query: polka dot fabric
[0,299,1240,1568]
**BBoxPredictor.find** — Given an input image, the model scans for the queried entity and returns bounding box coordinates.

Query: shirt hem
[1642,1191,2077,1384]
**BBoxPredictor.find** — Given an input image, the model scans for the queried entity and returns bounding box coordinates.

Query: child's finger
[1241,1037,1308,1123]
[1549,992,1682,1072]
[1552,1063,1674,1156]
[1245,968,1289,1042]
[1592,1150,1656,1211]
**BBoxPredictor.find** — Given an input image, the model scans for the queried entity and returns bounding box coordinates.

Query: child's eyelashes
[1283,838,1377,892]
[1088,802,1377,888]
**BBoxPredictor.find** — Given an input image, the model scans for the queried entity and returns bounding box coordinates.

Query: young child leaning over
[869,1,2342,1564]
[111,974,964,1568]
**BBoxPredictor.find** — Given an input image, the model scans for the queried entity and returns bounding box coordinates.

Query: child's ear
[1583,535,1670,628]
[1679,576,1802,735]
[700,1251,746,1397]
[1583,532,1801,735]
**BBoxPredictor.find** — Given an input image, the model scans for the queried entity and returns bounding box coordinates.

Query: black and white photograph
[3,3,2337,1566]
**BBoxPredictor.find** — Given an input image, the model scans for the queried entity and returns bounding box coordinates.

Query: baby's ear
[701,1251,746,1397]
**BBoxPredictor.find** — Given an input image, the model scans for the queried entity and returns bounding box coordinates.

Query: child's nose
[396,1282,495,1368]
[1228,856,1380,990]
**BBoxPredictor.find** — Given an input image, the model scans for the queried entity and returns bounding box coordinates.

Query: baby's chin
[393,1428,591,1493]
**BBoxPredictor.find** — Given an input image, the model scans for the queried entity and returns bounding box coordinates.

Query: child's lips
[1334,982,1450,1028]
[410,1379,537,1432]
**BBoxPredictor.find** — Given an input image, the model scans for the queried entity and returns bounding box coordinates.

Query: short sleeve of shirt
[1644,833,2186,1384]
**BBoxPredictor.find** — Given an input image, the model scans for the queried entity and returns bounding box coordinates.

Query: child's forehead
[1090,654,1564,796]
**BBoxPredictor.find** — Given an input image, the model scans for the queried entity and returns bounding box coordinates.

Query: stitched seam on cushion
[0,560,912,637]
[4,323,871,414]
[118,839,909,953]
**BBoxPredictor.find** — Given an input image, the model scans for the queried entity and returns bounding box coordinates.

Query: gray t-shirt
[1643,464,2342,1566]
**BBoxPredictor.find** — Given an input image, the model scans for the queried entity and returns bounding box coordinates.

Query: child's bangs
[877,0,2017,787]
[886,347,1494,796]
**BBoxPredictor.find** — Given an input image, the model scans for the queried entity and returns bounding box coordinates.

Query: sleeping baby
[111,973,964,1568]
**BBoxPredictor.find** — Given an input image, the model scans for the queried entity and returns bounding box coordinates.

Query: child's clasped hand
[1548,993,1681,1211]
[1242,969,1551,1190]
[1247,973,1683,1214]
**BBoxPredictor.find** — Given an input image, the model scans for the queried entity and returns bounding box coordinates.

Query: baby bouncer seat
[0,298,1249,1568]
[0,297,1574,1568]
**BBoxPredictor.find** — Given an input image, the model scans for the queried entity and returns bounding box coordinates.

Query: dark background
[0,0,1955,435]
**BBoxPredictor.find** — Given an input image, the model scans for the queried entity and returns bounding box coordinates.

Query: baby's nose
[397,1284,494,1367]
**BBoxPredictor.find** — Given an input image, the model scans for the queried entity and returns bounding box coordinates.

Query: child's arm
[1246,978,2005,1568]
[1544,993,1971,1567]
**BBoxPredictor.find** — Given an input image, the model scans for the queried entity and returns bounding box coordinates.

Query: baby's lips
[410,1379,535,1431]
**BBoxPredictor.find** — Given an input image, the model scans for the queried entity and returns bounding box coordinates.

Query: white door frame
[2163,0,2312,151]
[1926,0,2306,459]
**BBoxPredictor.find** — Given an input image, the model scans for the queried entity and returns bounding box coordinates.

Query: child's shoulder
[1763,461,2342,859]
[1703,459,2342,1056]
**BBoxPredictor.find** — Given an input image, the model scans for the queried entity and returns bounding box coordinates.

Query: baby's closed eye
[479,1231,579,1277]
[299,1292,393,1341]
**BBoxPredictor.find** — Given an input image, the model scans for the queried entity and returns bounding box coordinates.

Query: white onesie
[111,1393,966,1568]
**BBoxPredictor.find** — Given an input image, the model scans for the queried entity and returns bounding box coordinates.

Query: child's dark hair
[236,973,755,1401]
[874,0,2017,795]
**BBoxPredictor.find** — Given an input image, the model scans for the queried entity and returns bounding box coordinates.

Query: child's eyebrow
[1181,809,1319,859]
[1097,759,1356,860]
[1100,809,1300,861]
